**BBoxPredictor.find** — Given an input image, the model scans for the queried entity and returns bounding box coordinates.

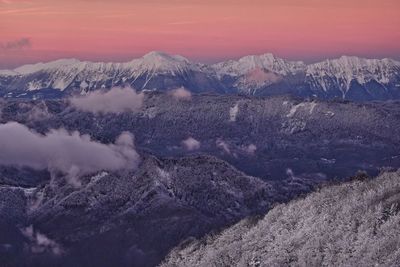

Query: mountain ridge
[1,51,400,101]
[5,52,399,75]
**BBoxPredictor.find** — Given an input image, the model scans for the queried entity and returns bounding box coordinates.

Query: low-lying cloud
[168,87,192,101]
[182,137,201,151]
[0,122,140,187]
[243,144,257,155]
[17,102,52,121]
[216,138,231,154]
[21,225,63,255]
[70,87,144,114]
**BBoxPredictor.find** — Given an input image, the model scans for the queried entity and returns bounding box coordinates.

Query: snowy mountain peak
[312,55,400,70]
[13,58,82,75]
[125,51,193,73]
[241,53,276,63]
[0,70,18,76]
[1,53,399,101]
[213,53,306,77]
[142,51,188,62]
[306,56,400,96]
[307,56,399,78]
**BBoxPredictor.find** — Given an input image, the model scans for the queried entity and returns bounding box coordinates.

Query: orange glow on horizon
[0,0,399,68]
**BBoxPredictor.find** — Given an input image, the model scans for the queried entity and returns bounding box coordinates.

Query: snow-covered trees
[162,171,400,267]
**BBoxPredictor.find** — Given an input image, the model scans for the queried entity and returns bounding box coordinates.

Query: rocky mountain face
[161,170,400,267]
[1,52,399,101]
[0,52,225,99]
[305,56,400,101]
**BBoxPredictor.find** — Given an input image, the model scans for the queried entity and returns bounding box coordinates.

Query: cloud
[286,168,297,179]
[21,225,63,255]
[0,122,140,187]
[168,87,192,101]
[182,137,201,151]
[17,102,51,121]
[216,138,231,154]
[1,0,30,3]
[0,37,31,50]
[243,144,257,155]
[70,87,144,114]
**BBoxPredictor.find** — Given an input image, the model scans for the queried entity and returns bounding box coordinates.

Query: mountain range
[1,52,400,101]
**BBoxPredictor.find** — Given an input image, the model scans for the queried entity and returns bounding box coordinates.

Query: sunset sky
[1,0,399,68]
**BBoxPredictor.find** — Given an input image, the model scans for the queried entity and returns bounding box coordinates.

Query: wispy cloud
[167,20,199,26]
[167,16,234,26]
[0,7,49,15]
[0,37,31,51]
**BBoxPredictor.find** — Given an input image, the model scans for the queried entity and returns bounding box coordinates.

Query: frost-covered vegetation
[162,171,400,267]
[2,93,400,181]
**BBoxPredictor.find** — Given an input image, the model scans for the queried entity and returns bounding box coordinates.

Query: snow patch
[80,81,89,89]
[230,103,239,122]
[286,102,317,118]
[14,58,81,75]
[89,171,109,184]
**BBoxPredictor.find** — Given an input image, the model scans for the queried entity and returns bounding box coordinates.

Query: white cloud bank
[0,122,140,187]
[70,87,144,114]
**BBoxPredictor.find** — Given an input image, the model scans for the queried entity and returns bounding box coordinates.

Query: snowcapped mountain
[212,53,305,77]
[1,52,400,101]
[0,51,224,97]
[212,53,400,99]
[306,56,400,100]
[211,53,306,94]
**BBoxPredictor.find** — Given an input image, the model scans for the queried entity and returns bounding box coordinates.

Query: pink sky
[1,0,399,68]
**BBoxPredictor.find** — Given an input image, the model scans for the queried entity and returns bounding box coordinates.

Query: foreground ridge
[162,170,400,267]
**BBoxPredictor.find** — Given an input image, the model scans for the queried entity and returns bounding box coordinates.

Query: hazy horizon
[1,0,399,68]
[1,49,400,70]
